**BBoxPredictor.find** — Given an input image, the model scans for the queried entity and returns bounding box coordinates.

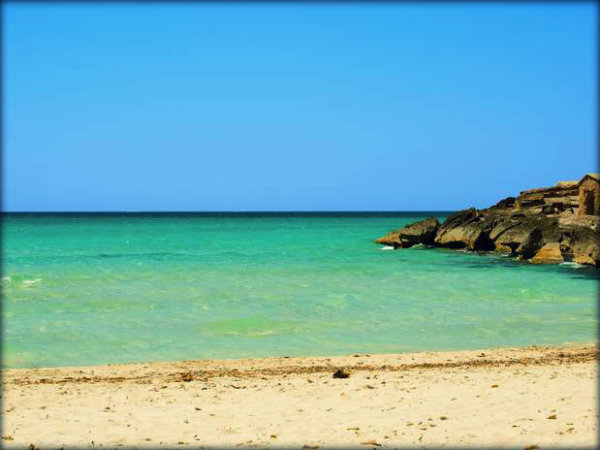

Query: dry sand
[1,345,597,449]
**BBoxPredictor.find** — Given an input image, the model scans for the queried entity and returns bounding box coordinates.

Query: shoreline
[3,343,598,384]
[3,344,598,449]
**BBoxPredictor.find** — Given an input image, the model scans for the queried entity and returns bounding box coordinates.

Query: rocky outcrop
[375,217,439,248]
[375,177,600,268]
[515,182,579,217]
[559,217,600,265]
[530,243,564,264]
[433,209,495,251]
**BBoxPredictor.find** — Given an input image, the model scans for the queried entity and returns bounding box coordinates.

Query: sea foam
[22,279,42,288]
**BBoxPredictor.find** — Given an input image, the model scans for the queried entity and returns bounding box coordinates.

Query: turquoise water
[2,213,598,369]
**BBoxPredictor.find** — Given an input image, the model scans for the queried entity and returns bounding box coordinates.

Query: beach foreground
[2,345,597,449]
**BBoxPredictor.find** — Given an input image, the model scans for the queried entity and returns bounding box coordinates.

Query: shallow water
[2,213,598,368]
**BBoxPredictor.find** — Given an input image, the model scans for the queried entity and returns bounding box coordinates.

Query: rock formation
[375,217,439,248]
[375,175,600,268]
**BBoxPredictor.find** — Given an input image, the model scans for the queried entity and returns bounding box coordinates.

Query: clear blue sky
[4,3,597,211]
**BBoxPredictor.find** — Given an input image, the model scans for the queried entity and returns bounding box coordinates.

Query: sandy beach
[2,345,597,450]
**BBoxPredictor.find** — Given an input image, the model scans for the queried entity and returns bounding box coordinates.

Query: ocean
[2,213,597,369]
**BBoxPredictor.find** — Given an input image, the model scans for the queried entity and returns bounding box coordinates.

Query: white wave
[380,246,395,251]
[22,278,42,288]
[412,243,433,249]
[559,262,586,269]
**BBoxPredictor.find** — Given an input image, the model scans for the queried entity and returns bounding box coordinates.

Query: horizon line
[2,210,457,214]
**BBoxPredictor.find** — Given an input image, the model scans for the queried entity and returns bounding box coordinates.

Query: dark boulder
[557,221,600,266]
[490,216,553,257]
[537,217,561,246]
[490,196,516,210]
[374,230,402,248]
[438,208,479,230]
[488,218,523,253]
[375,217,440,249]
[397,217,440,247]
[571,228,600,266]
[434,209,495,251]
[516,228,543,259]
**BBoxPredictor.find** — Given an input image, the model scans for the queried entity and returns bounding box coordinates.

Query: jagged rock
[433,208,477,249]
[516,228,543,259]
[564,225,600,266]
[375,218,439,248]
[488,217,516,241]
[433,209,494,251]
[516,182,580,218]
[491,221,532,254]
[489,216,557,256]
[374,230,402,248]
[529,243,564,264]
[437,208,479,230]
[434,220,494,251]
[538,218,562,246]
[397,217,439,247]
[375,175,599,267]
[491,197,516,210]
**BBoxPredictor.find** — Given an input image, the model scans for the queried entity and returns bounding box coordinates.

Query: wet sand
[2,345,597,449]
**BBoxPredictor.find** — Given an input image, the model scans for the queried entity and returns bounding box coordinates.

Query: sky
[3,2,597,211]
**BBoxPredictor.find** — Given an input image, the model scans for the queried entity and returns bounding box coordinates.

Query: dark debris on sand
[333,368,350,379]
